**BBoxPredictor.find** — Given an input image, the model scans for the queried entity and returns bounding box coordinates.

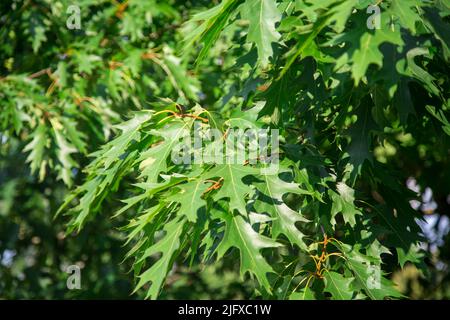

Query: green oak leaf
[345,103,378,179]
[329,182,362,227]
[23,123,48,181]
[166,178,206,222]
[216,214,282,292]
[138,119,192,182]
[204,163,259,215]
[389,0,421,34]
[241,0,282,67]
[336,243,403,300]
[52,123,78,187]
[101,111,153,169]
[254,166,312,249]
[184,0,240,63]
[324,270,354,300]
[330,12,404,85]
[134,217,186,299]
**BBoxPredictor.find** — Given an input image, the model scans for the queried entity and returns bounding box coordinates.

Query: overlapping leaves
[56,0,450,300]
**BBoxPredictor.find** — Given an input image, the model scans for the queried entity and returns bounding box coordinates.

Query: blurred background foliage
[0,0,449,299]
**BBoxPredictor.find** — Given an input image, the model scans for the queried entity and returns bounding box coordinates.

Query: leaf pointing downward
[216,214,282,293]
[254,168,312,250]
[134,217,185,299]
[23,123,47,180]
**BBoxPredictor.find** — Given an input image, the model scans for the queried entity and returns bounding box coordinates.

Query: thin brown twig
[28,68,52,79]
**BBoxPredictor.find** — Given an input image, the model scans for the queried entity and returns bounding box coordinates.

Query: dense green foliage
[1,0,450,299]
